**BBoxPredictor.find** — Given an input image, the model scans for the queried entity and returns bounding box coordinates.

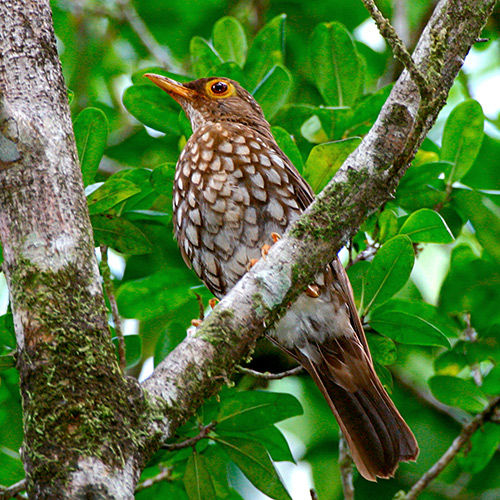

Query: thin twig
[361,0,430,99]
[135,466,173,492]
[163,422,216,451]
[339,432,355,500]
[115,0,177,70]
[193,292,205,322]
[405,396,500,500]
[100,245,126,371]
[0,479,26,500]
[310,489,319,500]
[238,365,304,380]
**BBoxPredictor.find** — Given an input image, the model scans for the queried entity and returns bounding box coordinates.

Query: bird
[144,73,419,481]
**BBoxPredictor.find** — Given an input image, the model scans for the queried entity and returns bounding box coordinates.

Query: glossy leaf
[90,214,153,255]
[123,85,180,135]
[271,126,304,173]
[216,391,303,432]
[86,179,141,215]
[216,436,292,500]
[74,107,108,186]
[377,209,399,243]
[399,208,454,244]
[245,14,286,89]
[453,189,500,265]
[303,137,361,193]
[429,375,487,413]
[249,426,295,463]
[441,100,484,183]
[212,17,247,67]
[370,300,451,347]
[190,36,222,78]
[361,235,415,314]
[310,22,363,106]
[253,64,292,119]
[184,453,217,500]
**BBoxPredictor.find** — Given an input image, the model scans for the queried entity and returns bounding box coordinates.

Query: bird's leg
[191,295,219,327]
[247,232,282,271]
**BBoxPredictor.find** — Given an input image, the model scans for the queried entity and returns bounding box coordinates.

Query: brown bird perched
[145,73,419,481]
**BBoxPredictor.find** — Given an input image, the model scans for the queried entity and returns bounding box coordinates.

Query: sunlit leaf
[253,65,292,119]
[74,107,108,186]
[361,235,415,314]
[245,14,286,89]
[303,137,361,193]
[190,36,222,78]
[399,208,454,244]
[213,17,247,66]
[86,179,141,215]
[310,22,364,106]
[441,100,484,183]
[216,391,303,432]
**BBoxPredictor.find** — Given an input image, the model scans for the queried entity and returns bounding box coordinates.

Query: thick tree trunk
[0,1,148,498]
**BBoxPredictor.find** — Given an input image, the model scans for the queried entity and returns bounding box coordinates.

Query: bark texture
[0,1,149,498]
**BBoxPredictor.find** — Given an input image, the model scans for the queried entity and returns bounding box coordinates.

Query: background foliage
[1,0,500,498]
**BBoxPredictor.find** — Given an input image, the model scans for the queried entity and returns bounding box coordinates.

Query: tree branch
[405,397,500,499]
[142,0,497,445]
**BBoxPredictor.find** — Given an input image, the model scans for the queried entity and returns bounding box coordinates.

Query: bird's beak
[144,73,198,103]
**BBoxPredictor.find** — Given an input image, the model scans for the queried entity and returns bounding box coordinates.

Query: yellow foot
[209,298,219,309]
[191,319,203,327]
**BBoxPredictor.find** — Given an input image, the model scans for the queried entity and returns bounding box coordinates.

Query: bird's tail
[294,336,419,481]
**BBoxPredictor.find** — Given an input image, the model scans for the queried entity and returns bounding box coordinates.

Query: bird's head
[144,74,271,135]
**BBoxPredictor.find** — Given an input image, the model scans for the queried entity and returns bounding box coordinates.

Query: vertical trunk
[0,1,148,497]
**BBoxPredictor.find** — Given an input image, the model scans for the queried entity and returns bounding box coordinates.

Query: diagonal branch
[142,0,497,444]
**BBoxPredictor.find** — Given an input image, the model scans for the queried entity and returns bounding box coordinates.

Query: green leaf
[212,17,247,67]
[190,36,223,78]
[0,313,15,349]
[245,14,286,89]
[303,137,361,193]
[458,422,500,474]
[347,260,370,309]
[86,179,141,215]
[112,334,141,369]
[429,375,487,413]
[377,209,399,243]
[73,107,108,186]
[365,332,397,365]
[441,100,484,183]
[482,364,500,395]
[253,65,292,120]
[271,127,304,174]
[0,355,15,372]
[216,391,303,432]
[123,85,180,135]
[116,268,198,320]
[399,208,454,244]
[184,453,217,500]
[131,68,191,87]
[310,22,364,106]
[90,214,153,255]
[453,189,500,265]
[216,437,292,500]
[151,163,176,195]
[370,300,452,347]
[249,426,295,463]
[361,235,415,314]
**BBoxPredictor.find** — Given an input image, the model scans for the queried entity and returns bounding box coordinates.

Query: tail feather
[294,338,419,481]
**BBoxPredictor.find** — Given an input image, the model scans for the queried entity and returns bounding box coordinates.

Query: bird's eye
[211,81,228,94]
